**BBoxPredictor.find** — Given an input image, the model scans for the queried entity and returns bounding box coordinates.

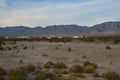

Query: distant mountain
[0,21,120,36]
[88,22,120,35]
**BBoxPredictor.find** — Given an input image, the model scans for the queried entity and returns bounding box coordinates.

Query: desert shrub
[41,54,48,57]
[67,48,71,51]
[6,69,27,80]
[35,72,56,80]
[105,45,111,49]
[53,62,67,69]
[13,46,17,50]
[7,47,12,50]
[84,61,97,69]
[0,76,5,80]
[84,65,95,73]
[53,69,61,74]
[62,70,69,74]
[81,55,87,58]
[33,70,47,76]
[68,73,86,80]
[69,64,84,73]
[44,61,54,68]
[37,66,42,70]
[55,47,59,50]
[102,71,120,80]
[0,67,6,76]
[21,64,35,72]
[109,61,113,65]
[23,46,27,49]
[0,45,3,50]
[57,76,67,80]
[92,72,99,77]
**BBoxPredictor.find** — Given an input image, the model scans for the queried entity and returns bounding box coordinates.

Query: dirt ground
[0,41,120,74]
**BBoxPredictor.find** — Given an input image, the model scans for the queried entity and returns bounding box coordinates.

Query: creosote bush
[44,61,54,68]
[0,76,5,80]
[68,73,86,80]
[84,61,97,69]
[53,62,67,69]
[57,76,67,80]
[35,72,56,80]
[23,46,27,49]
[69,64,84,73]
[92,72,99,77]
[62,70,69,74]
[6,69,27,80]
[0,67,6,76]
[67,48,71,51]
[105,45,111,49]
[21,64,35,72]
[102,71,120,80]
[0,45,4,50]
[53,69,61,74]
[84,65,95,73]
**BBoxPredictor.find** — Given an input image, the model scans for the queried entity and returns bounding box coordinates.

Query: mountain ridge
[0,21,120,36]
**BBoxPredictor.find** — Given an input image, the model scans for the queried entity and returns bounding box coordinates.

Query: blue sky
[0,0,120,27]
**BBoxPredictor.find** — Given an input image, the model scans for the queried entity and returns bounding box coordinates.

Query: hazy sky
[0,0,120,27]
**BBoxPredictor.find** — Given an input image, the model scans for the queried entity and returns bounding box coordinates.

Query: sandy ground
[0,41,120,74]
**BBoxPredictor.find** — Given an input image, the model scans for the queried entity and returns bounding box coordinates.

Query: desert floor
[0,41,120,74]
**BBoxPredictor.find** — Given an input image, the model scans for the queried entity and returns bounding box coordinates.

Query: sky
[0,0,120,27]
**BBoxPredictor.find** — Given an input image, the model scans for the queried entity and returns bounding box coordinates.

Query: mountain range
[0,21,120,36]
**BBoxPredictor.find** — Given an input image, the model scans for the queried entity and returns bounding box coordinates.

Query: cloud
[0,0,120,27]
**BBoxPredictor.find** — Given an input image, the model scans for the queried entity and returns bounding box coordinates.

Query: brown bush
[84,65,95,73]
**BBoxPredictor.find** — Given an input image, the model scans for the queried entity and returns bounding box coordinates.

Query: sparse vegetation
[35,72,56,80]
[92,72,99,77]
[0,36,120,80]
[53,62,67,69]
[67,48,72,51]
[44,61,54,68]
[106,45,112,49]
[84,65,95,73]
[6,69,27,80]
[62,70,69,74]
[41,54,48,57]
[21,64,35,72]
[102,71,120,80]
[23,46,27,49]
[84,61,97,69]
[69,64,84,73]
[0,67,6,76]
[0,76,5,80]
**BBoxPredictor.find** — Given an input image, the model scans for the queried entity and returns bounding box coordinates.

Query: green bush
[6,69,27,80]
[69,64,84,73]
[53,62,67,69]
[0,67,6,76]
[84,61,97,69]
[102,71,120,80]
[44,61,54,68]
